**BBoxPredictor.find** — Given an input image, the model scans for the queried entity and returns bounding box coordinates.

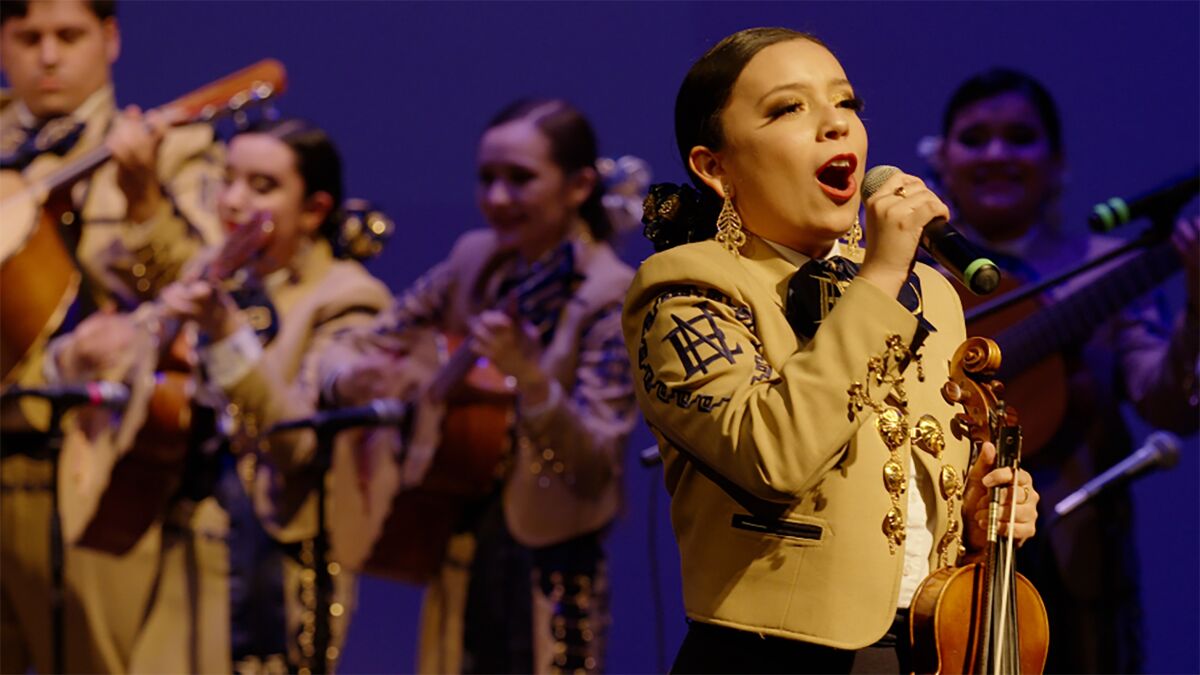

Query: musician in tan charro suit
[48,118,393,672]
[0,1,221,672]
[622,28,1043,672]
[322,99,637,674]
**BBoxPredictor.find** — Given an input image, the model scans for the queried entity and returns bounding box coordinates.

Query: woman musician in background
[53,118,393,672]
[324,98,637,674]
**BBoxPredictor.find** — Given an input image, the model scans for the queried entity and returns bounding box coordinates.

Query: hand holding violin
[962,441,1039,553]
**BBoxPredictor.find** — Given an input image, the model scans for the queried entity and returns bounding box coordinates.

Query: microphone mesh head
[861,165,900,200]
[1147,431,1182,469]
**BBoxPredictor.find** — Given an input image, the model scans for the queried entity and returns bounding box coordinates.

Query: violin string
[994,476,1020,675]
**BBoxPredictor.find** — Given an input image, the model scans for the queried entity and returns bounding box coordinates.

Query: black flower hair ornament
[641,182,719,252]
[336,198,394,261]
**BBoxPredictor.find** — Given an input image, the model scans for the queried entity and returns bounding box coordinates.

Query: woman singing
[326,99,637,673]
[622,28,1040,673]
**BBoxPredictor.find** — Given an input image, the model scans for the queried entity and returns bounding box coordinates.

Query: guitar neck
[34,145,114,197]
[427,335,479,401]
[996,240,1179,378]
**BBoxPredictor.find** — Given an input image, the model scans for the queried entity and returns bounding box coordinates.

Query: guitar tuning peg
[252,81,275,101]
[228,91,250,111]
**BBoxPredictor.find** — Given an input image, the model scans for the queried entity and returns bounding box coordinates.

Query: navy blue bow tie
[786,256,935,342]
[0,116,86,171]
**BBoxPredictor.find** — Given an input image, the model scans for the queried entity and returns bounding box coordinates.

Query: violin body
[329,330,513,583]
[910,563,1049,674]
[908,337,1050,674]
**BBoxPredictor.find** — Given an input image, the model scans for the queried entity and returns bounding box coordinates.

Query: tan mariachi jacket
[0,85,223,307]
[622,234,972,650]
[1,85,223,431]
[226,239,394,540]
[352,227,638,547]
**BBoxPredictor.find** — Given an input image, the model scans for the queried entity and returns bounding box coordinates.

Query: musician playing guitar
[323,99,637,674]
[927,68,1199,672]
[0,1,222,672]
[51,118,395,672]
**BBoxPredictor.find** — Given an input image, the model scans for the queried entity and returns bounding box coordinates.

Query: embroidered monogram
[663,304,744,380]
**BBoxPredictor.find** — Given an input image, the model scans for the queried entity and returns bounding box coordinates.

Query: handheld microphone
[1053,431,1182,518]
[268,398,409,435]
[862,165,1001,295]
[0,382,130,409]
[1088,167,1199,232]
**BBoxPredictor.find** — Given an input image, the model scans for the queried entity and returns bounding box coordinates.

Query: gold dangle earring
[842,215,863,250]
[714,183,746,254]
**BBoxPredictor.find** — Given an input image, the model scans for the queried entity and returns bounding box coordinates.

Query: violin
[908,336,1049,674]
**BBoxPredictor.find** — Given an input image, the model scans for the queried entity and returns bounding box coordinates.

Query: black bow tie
[786,256,935,343]
[0,116,86,171]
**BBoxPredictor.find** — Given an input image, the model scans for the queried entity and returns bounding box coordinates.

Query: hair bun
[641,182,718,252]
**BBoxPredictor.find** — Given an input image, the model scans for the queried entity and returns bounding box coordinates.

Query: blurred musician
[324,99,637,674]
[0,1,220,671]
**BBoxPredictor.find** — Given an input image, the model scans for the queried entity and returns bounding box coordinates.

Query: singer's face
[699,39,867,256]
[939,92,1062,240]
[0,0,118,119]
[476,119,591,261]
[219,134,329,275]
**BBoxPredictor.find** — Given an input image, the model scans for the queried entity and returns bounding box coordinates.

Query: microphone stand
[267,413,411,673]
[312,428,335,675]
[1,389,73,675]
[47,401,67,675]
[966,215,1176,324]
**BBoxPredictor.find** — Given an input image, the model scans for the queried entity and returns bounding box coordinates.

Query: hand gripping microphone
[862,165,1001,295]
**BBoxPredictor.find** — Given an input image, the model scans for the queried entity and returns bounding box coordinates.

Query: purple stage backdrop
[11,1,1197,672]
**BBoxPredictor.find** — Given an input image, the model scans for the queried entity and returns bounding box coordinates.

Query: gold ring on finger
[893,185,908,198]
[1022,485,1030,503]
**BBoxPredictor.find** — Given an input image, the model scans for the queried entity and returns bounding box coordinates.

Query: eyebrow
[756,78,853,106]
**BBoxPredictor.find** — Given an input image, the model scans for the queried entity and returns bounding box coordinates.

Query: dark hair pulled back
[643,27,825,251]
[236,118,391,261]
[486,98,613,242]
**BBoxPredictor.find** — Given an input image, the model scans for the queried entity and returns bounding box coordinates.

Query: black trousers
[672,611,911,674]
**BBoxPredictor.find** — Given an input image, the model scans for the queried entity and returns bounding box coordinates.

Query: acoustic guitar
[0,59,286,385]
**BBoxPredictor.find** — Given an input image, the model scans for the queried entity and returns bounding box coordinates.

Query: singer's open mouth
[816,154,857,203]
